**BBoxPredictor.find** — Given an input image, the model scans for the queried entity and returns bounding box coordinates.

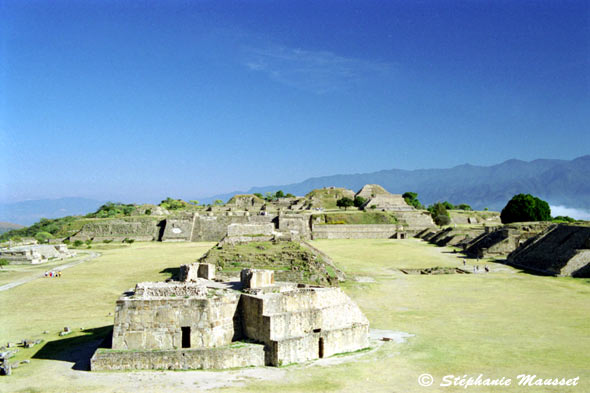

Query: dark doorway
[181,326,191,348]
[319,337,324,358]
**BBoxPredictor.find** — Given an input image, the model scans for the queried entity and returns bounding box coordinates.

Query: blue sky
[1,0,588,203]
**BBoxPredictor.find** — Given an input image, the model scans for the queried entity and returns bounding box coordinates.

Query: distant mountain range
[2,156,589,226]
[0,222,24,234]
[201,155,590,213]
[0,198,104,226]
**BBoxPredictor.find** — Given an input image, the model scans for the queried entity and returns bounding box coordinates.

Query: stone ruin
[463,222,553,258]
[91,264,369,371]
[0,244,75,264]
[507,224,590,277]
[356,184,414,211]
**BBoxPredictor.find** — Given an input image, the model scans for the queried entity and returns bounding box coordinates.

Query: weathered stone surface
[112,283,241,351]
[90,343,265,371]
[240,269,274,289]
[0,244,75,265]
[240,287,369,366]
[71,218,160,242]
[312,224,401,239]
[465,222,552,257]
[507,224,590,277]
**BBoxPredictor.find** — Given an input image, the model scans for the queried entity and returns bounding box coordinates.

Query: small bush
[103,239,113,244]
[73,240,84,247]
[123,238,135,244]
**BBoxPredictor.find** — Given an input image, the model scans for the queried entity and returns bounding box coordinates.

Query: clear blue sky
[1,0,588,203]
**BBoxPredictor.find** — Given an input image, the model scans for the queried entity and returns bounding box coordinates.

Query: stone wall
[392,211,435,229]
[312,224,400,239]
[240,287,369,366]
[71,218,161,242]
[112,288,241,350]
[227,223,274,237]
[91,343,265,371]
[160,214,195,242]
[507,224,590,277]
[278,215,311,239]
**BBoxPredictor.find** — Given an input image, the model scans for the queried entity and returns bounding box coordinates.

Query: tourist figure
[485,266,489,273]
[463,259,466,266]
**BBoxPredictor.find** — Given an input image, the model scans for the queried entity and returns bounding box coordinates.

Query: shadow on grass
[160,267,180,280]
[32,325,112,371]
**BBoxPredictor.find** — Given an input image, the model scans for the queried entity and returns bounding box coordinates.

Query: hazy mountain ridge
[0,197,104,226]
[0,222,24,234]
[2,156,588,226]
[203,155,590,211]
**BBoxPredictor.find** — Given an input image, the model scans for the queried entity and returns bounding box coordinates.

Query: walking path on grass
[0,251,101,291]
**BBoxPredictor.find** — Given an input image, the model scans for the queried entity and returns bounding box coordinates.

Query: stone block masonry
[95,268,369,371]
[91,343,265,371]
[312,224,400,239]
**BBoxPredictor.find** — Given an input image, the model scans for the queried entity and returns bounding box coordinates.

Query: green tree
[442,201,454,210]
[500,194,551,224]
[159,198,187,210]
[35,231,53,244]
[285,193,295,198]
[189,200,199,206]
[403,192,423,209]
[213,199,224,206]
[456,203,472,211]
[0,258,9,269]
[336,197,354,210]
[275,190,285,199]
[253,193,264,199]
[353,196,367,208]
[428,202,451,226]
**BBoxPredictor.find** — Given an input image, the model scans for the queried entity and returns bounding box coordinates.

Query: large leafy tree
[403,192,423,209]
[500,194,551,223]
[336,197,354,210]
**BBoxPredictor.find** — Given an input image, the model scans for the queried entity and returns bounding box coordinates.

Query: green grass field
[1,239,588,392]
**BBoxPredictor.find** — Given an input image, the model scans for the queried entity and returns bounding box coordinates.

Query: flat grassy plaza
[1,239,588,392]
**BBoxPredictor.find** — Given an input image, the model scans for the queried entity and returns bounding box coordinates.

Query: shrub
[456,203,473,211]
[35,231,53,244]
[160,197,188,210]
[442,201,454,210]
[144,209,152,215]
[336,197,354,210]
[353,196,367,208]
[86,202,135,218]
[403,192,423,209]
[123,238,135,244]
[103,239,113,244]
[73,240,84,247]
[552,215,576,223]
[428,202,451,226]
[0,258,9,268]
[500,194,551,224]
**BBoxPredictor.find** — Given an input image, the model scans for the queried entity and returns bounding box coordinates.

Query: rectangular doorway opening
[319,337,324,358]
[181,326,191,348]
